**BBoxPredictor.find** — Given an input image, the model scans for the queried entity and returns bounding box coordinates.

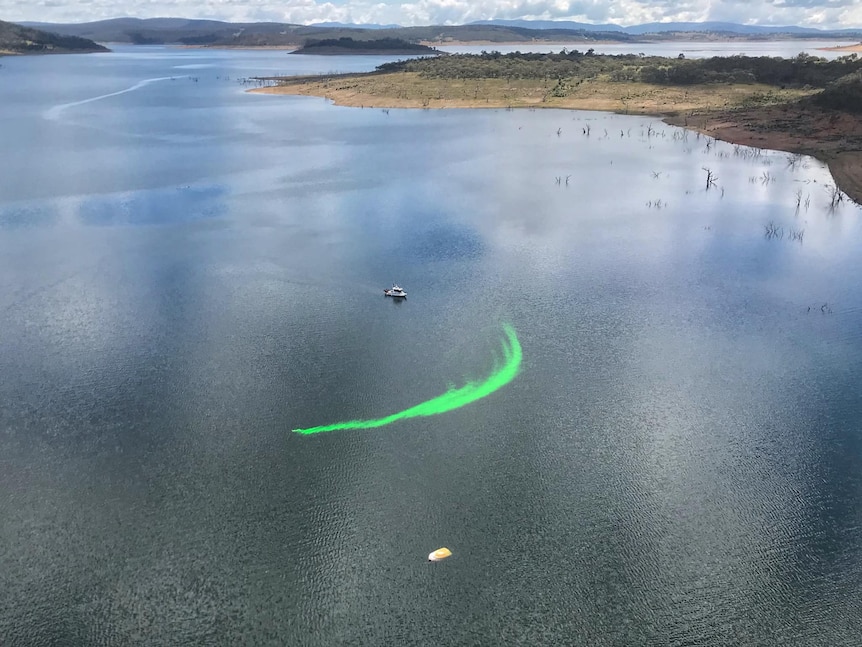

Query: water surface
[440,40,859,58]
[1,47,861,646]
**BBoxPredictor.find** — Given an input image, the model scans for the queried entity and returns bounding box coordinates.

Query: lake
[1,46,861,646]
[439,39,860,59]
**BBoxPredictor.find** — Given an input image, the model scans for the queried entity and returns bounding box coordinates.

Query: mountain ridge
[16,17,862,47]
[0,19,109,54]
[469,19,862,36]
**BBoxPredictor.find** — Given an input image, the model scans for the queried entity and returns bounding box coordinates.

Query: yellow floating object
[428,547,452,562]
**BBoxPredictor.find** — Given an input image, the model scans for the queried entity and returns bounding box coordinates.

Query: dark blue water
[1,46,861,646]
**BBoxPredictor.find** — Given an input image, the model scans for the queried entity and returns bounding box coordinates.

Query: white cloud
[3,0,860,29]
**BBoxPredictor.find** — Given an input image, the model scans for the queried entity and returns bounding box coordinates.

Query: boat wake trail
[293,323,522,435]
[43,76,175,120]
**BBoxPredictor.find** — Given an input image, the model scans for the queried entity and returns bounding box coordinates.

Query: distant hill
[18,17,862,48]
[308,22,401,30]
[470,19,624,32]
[18,18,635,47]
[0,19,109,54]
[20,18,305,46]
[471,19,862,38]
[624,21,823,35]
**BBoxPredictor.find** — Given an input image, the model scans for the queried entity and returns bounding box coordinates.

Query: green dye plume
[293,324,522,435]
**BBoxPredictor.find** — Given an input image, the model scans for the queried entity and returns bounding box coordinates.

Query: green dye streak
[293,324,522,435]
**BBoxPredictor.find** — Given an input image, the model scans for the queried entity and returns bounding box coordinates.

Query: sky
[4,0,862,30]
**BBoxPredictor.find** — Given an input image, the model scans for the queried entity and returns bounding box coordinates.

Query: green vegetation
[294,37,440,55]
[377,50,862,91]
[814,69,862,113]
[0,19,108,55]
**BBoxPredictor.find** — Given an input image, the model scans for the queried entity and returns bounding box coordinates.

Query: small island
[0,19,108,55]
[292,37,441,56]
[254,50,862,204]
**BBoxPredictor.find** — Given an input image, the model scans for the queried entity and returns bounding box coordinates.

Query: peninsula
[253,51,862,204]
[0,19,108,55]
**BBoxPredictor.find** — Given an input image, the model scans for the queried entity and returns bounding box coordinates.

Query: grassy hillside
[0,19,108,54]
[257,50,862,133]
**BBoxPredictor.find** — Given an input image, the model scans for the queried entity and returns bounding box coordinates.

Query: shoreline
[292,48,439,56]
[178,44,299,50]
[818,43,862,52]
[418,39,629,47]
[253,76,861,204]
[662,108,862,204]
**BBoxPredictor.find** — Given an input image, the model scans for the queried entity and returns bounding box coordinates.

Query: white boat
[384,284,407,298]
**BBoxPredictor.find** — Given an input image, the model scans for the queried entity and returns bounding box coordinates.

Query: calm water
[1,46,861,646]
[440,40,860,58]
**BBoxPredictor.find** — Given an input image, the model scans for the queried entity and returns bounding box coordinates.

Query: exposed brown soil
[253,73,813,114]
[819,43,862,53]
[664,105,862,204]
[253,73,862,204]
